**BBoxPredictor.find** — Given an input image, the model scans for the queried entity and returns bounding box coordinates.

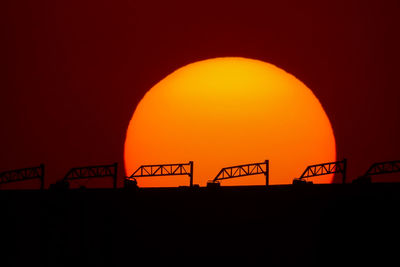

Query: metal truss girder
[365,160,400,176]
[213,160,269,185]
[130,163,191,177]
[298,159,347,184]
[0,164,44,189]
[63,163,118,188]
[300,162,344,178]
[127,161,194,187]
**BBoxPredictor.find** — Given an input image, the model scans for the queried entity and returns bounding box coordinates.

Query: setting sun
[124,57,336,187]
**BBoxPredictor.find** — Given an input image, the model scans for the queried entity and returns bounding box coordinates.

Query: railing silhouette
[293,159,347,184]
[126,161,194,187]
[0,164,45,189]
[62,163,118,188]
[353,160,400,184]
[207,160,269,187]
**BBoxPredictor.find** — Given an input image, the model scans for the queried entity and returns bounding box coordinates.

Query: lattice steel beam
[212,160,269,186]
[63,163,118,188]
[298,159,347,184]
[126,161,194,187]
[364,160,400,176]
[0,164,45,189]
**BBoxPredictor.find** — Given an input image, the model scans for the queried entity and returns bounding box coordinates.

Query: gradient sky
[1,0,400,188]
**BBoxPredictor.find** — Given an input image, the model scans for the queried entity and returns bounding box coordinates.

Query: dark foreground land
[1,183,400,266]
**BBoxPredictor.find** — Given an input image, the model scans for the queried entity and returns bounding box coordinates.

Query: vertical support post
[189,161,193,187]
[265,160,269,187]
[113,162,118,189]
[40,164,45,190]
[342,158,347,184]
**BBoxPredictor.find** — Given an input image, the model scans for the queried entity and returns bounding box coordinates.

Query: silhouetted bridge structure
[0,164,45,189]
[49,163,118,190]
[1,159,400,190]
[293,159,347,184]
[125,161,194,187]
[207,160,269,188]
[353,160,400,184]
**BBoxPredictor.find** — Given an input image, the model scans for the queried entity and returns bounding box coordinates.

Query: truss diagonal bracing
[365,160,400,177]
[63,163,118,188]
[126,162,194,187]
[298,159,347,184]
[212,160,269,186]
[0,164,45,189]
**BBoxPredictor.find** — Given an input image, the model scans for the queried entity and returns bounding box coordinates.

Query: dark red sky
[1,0,400,188]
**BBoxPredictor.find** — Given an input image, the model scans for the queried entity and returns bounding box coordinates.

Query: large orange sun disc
[124,57,336,187]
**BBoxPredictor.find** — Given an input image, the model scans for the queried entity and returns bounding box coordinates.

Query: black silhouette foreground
[1,159,400,266]
[1,182,400,266]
